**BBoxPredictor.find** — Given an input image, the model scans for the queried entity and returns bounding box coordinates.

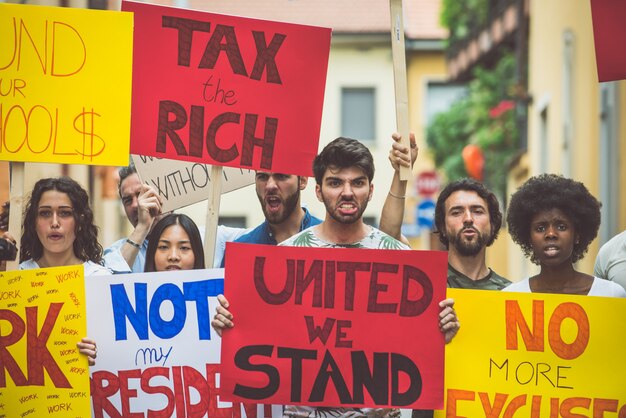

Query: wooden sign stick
[6,162,24,271]
[390,0,412,181]
[204,165,223,268]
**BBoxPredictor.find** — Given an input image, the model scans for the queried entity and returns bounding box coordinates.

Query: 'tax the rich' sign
[123,1,331,176]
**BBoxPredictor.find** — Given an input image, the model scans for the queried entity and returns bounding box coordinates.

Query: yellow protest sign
[0,4,132,166]
[0,266,90,417]
[435,289,626,418]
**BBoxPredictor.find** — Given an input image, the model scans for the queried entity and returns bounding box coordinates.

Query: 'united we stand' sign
[220,243,448,410]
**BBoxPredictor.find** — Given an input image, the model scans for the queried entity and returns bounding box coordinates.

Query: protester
[103,164,163,273]
[213,137,460,418]
[504,174,626,297]
[281,137,408,250]
[412,178,510,418]
[378,141,508,291]
[221,172,321,254]
[104,163,248,272]
[594,229,626,290]
[144,213,205,272]
[222,137,417,267]
[16,177,106,365]
[434,178,510,289]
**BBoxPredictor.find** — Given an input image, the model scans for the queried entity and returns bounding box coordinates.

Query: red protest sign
[590,0,626,82]
[123,1,331,176]
[220,243,448,410]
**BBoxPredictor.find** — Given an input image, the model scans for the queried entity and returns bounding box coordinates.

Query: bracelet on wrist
[388,191,406,199]
[126,238,143,249]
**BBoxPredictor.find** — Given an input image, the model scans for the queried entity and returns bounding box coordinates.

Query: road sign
[417,199,436,229]
[416,171,440,196]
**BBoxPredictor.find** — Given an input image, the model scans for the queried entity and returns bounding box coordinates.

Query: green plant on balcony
[440,0,488,44]
[426,53,519,197]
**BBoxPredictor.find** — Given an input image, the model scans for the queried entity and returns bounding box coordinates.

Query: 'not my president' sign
[85,269,276,417]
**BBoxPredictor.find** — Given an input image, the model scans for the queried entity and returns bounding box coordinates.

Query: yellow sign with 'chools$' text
[0,3,132,166]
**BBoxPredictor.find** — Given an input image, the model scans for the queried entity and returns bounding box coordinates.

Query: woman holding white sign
[504,174,625,297]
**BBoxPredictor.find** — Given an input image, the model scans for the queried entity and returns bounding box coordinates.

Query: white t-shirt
[20,259,112,276]
[594,229,626,290]
[503,277,626,297]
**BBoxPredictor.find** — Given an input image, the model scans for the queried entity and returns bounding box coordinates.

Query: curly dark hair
[506,174,601,264]
[434,178,502,248]
[313,137,375,185]
[20,177,103,264]
[144,213,205,272]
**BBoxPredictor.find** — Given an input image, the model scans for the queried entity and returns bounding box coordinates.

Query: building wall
[408,50,447,166]
[405,50,445,250]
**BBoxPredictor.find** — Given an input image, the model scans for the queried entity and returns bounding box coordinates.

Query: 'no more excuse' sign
[123,1,331,176]
[436,289,626,417]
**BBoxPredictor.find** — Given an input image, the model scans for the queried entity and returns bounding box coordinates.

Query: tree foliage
[426,53,519,197]
[440,0,488,44]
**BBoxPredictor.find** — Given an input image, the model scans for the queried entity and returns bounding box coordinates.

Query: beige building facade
[507,0,626,278]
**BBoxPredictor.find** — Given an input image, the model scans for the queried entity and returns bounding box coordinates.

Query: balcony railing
[445,0,528,81]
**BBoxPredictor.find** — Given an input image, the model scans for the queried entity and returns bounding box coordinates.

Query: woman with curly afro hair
[503,174,625,297]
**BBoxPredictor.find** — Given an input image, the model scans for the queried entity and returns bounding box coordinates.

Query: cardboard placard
[0,266,90,417]
[220,243,448,410]
[131,154,254,212]
[123,1,331,176]
[435,289,626,417]
[85,269,276,417]
[0,4,133,166]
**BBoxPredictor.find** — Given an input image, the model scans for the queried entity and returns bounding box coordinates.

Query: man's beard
[449,227,487,256]
[323,197,368,225]
[260,189,300,224]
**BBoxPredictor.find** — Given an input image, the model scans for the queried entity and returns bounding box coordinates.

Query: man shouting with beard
[228,172,321,248]
[433,178,510,290]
